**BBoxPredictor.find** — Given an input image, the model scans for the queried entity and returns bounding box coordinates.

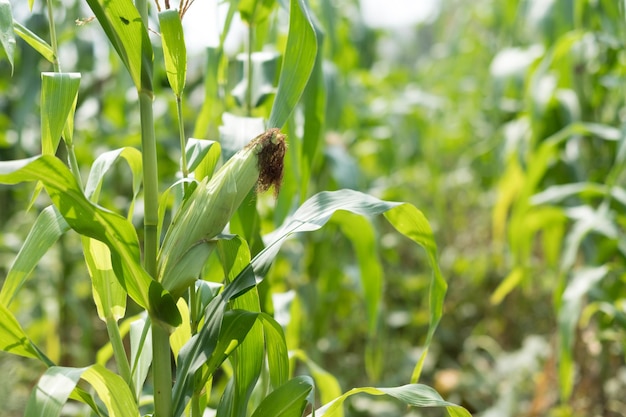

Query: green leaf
[291,350,341,412]
[41,72,81,156]
[84,237,127,321]
[129,315,152,396]
[268,0,318,128]
[252,190,445,383]
[159,9,186,96]
[0,156,181,327]
[333,211,383,379]
[313,384,471,417]
[25,366,86,417]
[0,303,41,360]
[259,313,289,389]
[558,266,608,402]
[0,0,15,72]
[82,147,143,321]
[26,365,140,417]
[251,376,314,417]
[383,204,446,382]
[12,19,54,62]
[85,0,153,91]
[186,138,221,180]
[217,236,264,417]
[238,0,276,25]
[85,147,143,218]
[0,205,69,307]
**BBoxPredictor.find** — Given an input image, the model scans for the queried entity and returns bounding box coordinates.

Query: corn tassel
[158,128,286,298]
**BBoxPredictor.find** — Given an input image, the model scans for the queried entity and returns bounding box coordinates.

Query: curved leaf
[251,376,314,417]
[0,304,43,360]
[312,384,471,417]
[85,0,153,91]
[268,0,318,128]
[252,190,444,382]
[12,19,54,62]
[41,72,81,155]
[26,365,140,417]
[0,205,69,307]
[0,0,15,72]
[0,156,180,327]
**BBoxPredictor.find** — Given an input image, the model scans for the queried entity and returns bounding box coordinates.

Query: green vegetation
[0,0,624,416]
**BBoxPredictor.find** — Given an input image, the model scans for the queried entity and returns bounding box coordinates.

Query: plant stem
[45,0,60,72]
[152,324,173,417]
[106,316,135,396]
[177,96,189,179]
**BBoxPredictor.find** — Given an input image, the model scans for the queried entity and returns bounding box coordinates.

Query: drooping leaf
[268,0,318,128]
[312,384,471,417]
[0,156,181,327]
[84,147,143,219]
[26,365,140,417]
[251,376,314,417]
[252,190,445,382]
[0,205,69,307]
[291,349,342,413]
[12,19,55,62]
[0,304,42,360]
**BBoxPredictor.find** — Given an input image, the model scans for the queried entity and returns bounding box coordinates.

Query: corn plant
[0,0,471,416]
[491,0,626,412]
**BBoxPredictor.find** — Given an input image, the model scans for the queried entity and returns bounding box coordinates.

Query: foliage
[0,0,470,417]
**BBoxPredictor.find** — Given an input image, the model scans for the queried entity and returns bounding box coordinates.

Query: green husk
[158,129,286,298]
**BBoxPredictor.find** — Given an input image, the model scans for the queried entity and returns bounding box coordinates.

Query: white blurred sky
[182,0,440,53]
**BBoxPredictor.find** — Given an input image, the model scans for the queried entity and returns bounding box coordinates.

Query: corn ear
[158,128,286,297]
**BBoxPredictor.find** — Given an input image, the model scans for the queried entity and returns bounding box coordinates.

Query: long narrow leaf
[41,72,81,155]
[268,0,318,128]
[26,365,140,417]
[312,384,471,417]
[0,0,15,72]
[251,376,314,417]
[12,19,54,62]
[85,0,153,91]
[159,9,186,96]
[0,205,69,307]
[0,156,181,327]
[252,190,445,382]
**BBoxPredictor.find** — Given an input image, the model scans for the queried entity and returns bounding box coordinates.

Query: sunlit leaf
[85,0,153,91]
[251,376,314,417]
[41,72,81,156]
[0,156,181,327]
[159,9,186,96]
[0,304,41,360]
[0,206,69,307]
[252,190,445,383]
[268,0,318,128]
[0,0,15,72]
[26,365,140,417]
[12,19,54,62]
[312,384,471,417]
